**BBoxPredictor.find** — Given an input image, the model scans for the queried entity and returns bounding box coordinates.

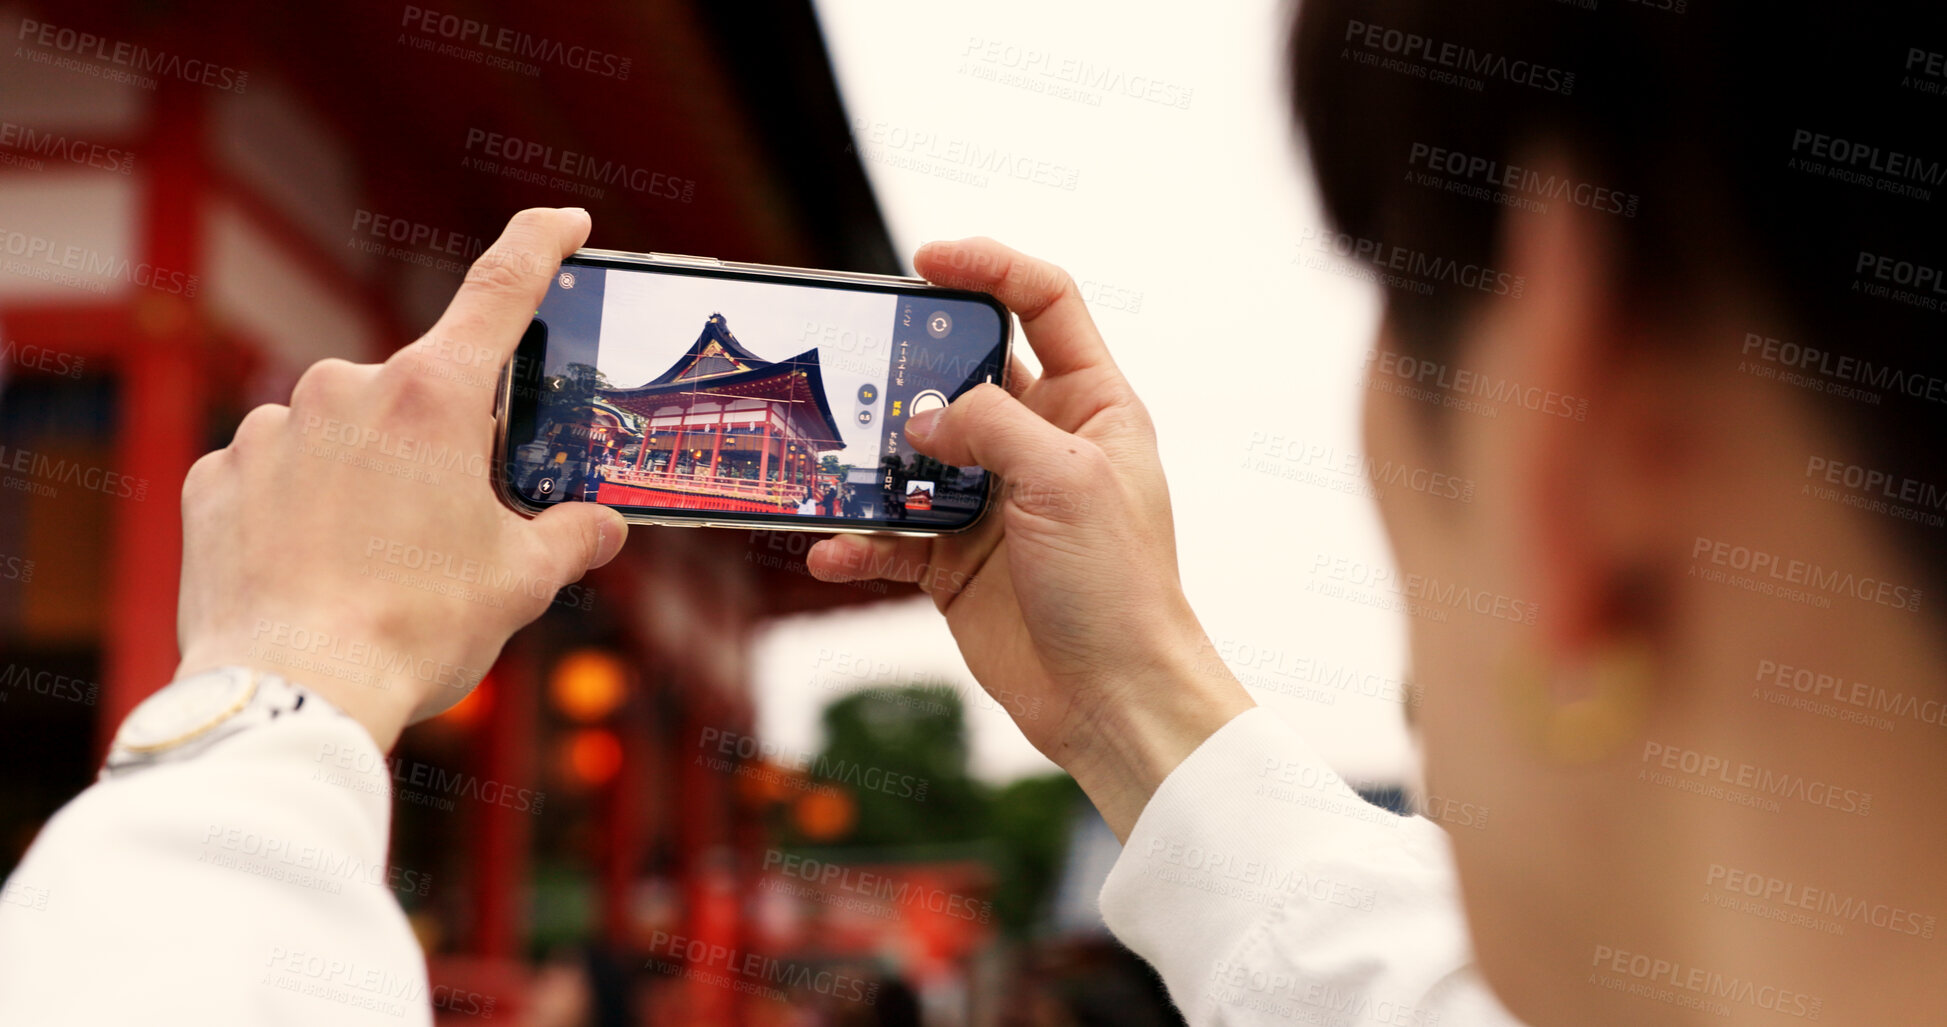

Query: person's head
[1291,2,1947,1021]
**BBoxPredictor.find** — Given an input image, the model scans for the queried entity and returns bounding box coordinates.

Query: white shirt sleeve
[0,705,431,1026]
[1098,707,1524,1026]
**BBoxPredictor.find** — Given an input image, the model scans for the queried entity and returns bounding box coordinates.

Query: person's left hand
[173,208,627,749]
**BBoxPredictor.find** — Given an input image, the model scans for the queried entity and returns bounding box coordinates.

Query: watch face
[113,670,258,753]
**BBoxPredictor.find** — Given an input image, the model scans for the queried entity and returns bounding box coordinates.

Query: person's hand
[173,208,627,750]
[806,238,1252,838]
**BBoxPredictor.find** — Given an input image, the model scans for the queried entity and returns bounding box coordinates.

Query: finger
[808,534,934,583]
[398,207,591,388]
[526,502,628,586]
[914,238,1114,379]
[904,383,1098,514]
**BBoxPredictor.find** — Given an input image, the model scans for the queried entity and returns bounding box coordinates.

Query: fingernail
[561,207,588,216]
[905,409,941,441]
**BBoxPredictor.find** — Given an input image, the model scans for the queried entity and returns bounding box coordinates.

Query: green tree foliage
[785,685,1083,935]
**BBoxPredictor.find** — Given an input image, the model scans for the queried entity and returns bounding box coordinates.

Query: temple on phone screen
[510,262,1004,526]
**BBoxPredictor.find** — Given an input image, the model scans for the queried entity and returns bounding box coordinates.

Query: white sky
[754,0,1416,786]
[596,271,897,464]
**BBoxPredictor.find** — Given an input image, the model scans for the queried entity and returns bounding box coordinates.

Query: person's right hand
[806,238,1253,838]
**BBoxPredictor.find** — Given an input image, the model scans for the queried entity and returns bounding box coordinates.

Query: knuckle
[289,357,362,409]
[382,358,442,409]
[1105,388,1154,432]
[181,449,227,504]
[231,403,289,450]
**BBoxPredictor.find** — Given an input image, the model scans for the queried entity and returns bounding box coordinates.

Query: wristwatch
[103,666,336,777]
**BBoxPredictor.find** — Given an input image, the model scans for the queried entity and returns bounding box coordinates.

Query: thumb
[906,383,1073,481]
[528,502,629,583]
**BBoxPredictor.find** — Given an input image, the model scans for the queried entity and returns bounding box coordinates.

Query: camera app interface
[508,263,1005,526]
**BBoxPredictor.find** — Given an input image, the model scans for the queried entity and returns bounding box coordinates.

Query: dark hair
[1290,1,1947,592]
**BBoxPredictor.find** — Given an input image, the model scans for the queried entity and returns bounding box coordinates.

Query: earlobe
[1499,636,1654,764]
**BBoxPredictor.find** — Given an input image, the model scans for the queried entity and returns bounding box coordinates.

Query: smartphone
[493,249,1013,535]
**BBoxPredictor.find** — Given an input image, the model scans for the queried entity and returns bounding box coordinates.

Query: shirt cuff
[1098,706,1429,1016]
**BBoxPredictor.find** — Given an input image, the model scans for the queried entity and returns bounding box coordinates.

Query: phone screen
[501,256,1009,530]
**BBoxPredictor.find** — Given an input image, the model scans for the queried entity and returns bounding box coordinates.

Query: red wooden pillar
[707,421,725,476]
[669,416,688,476]
[477,649,538,959]
[678,699,739,1025]
[102,85,208,753]
[757,420,772,482]
[602,691,653,948]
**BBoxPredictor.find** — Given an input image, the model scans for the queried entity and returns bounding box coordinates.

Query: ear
[1478,158,1695,659]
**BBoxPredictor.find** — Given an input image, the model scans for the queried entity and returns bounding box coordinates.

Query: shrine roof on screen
[598,313,846,449]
